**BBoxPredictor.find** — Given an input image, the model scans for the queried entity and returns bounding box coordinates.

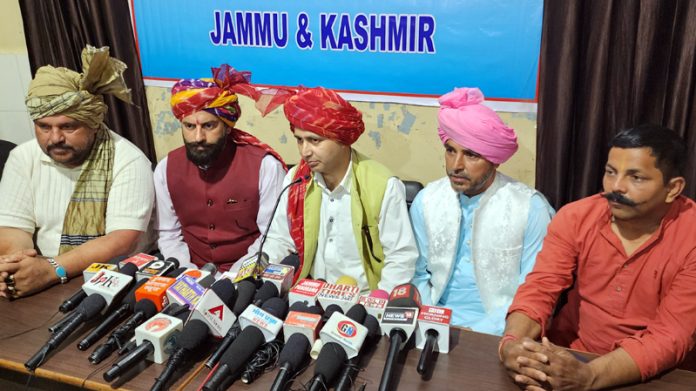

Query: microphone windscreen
[122,279,148,307]
[345,304,367,324]
[280,253,300,269]
[200,263,217,274]
[174,310,192,322]
[254,281,279,303]
[369,289,389,300]
[178,319,209,350]
[289,301,309,313]
[233,280,256,316]
[261,297,288,319]
[79,295,107,318]
[165,257,180,269]
[166,267,187,278]
[211,279,237,308]
[108,255,128,265]
[315,342,347,382]
[119,262,139,277]
[135,299,158,318]
[324,304,343,318]
[335,275,358,286]
[387,283,422,308]
[363,314,380,338]
[220,326,265,372]
[279,333,310,371]
[304,305,323,315]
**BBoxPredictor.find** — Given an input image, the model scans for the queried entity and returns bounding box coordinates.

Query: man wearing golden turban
[154,65,286,272]
[0,46,154,299]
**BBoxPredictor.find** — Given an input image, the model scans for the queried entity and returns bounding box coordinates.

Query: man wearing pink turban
[410,87,554,335]
[258,87,418,293]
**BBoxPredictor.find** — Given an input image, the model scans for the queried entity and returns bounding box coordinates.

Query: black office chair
[402,180,424,210]
[0,140,16,181]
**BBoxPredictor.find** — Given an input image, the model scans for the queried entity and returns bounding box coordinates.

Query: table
[1,279,695,390]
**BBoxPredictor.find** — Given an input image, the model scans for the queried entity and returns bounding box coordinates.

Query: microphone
[180,262,217,288]
[58,256,129,313]
[317,281,360,314]
[261,253,300,297]
[378,283,422,391]
[165,274,207,309]
[415,305,452,378]
[335,314,381,391]
[134,267,186,311]
[358,289,389,321]
[135,257,180,281]
[88,297,158,364]
[103,310,189,382]
[187,278,237,337]
[150,319,209,391]
[77,277,147,351]
[119,252,159,270]
[204,279,256,369]
[270,334,310,391]
[253,280,279,306]
[203,298,288,391]
[319,304,368,359]
[25,294,106,371]
[289,278,326,306]
[253,175,310,281]
[308,342,347,391]
[270,303,323,391]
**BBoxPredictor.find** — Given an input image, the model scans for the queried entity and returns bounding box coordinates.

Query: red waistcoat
[166,138,265,271]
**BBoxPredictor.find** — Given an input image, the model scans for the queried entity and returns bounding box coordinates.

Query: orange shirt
[509,194,696,380]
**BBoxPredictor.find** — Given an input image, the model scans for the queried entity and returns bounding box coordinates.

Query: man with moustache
[410,87,554,334]
[0,46,154,299]
[501,125,696,390]
[258,86,418,293]
[154,65,286,271]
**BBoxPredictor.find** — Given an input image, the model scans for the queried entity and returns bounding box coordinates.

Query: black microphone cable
[240,337,284,384]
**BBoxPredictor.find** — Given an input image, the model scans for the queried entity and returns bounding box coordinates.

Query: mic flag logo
[145,317,172,333]
[208,305,224,321]
[338,320,357,338]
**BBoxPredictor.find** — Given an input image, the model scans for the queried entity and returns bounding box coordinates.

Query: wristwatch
[46,257,68,284]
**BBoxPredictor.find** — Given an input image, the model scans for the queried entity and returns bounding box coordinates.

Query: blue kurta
[410,189,553,335]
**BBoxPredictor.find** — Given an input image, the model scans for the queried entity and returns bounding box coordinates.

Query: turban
[25,45,132,129]
[283,87,364,145]
[170,64,264,128]
[437,87,518,164]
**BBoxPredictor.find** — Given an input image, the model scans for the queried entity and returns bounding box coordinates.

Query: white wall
[0,0,34,146]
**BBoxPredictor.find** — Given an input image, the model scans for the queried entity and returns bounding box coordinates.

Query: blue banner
[133,0,542,102]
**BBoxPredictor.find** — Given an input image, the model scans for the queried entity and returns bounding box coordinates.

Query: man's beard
[185,138,227,168]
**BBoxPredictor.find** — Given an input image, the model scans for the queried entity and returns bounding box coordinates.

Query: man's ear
[665,176,685,203]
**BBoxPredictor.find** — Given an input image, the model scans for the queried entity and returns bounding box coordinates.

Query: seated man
[260,87,418,293]
[501,125,696,390]
[410,87,554,335]
[0,46,154,299]
[154,65,286,271]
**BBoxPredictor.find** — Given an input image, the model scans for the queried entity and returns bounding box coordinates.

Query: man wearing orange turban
[154,65,286,272]
[258,87,418,293]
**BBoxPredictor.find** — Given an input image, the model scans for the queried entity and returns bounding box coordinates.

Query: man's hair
[610,124,686,183]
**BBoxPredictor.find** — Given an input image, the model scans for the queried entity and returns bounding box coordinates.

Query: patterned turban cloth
[25,45,132,129]
[283,87,365,145]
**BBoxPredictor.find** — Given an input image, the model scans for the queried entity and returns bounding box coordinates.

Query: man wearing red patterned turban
[259,87,417,293]
[410,87,554,335]
[153,65,286,272]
